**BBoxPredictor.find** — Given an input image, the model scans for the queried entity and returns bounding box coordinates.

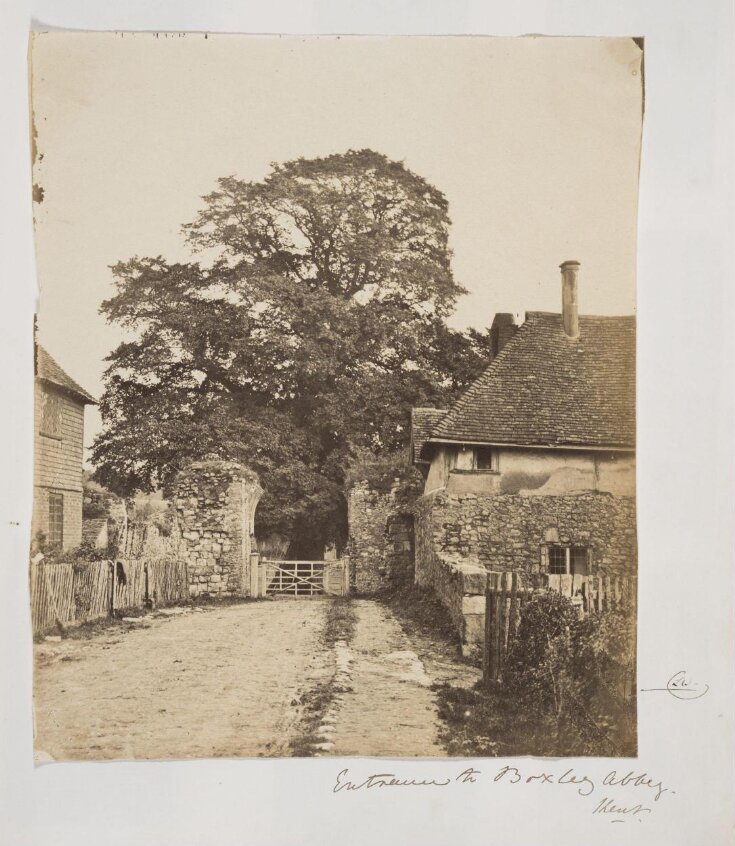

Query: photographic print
[29,33,641,761]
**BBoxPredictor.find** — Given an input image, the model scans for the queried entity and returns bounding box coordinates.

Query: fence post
[497,573,509,682]
[342,556,350,596]
[508,570,519,659]
[108,561,115,617]
[483,574,492,686]
[249,552,261,598]
[484,572,504,686]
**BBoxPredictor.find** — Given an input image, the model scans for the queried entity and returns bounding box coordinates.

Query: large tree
[92,150,491,556]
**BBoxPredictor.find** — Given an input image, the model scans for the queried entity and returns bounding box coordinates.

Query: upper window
[449,446,499,472]
[475,447,498,471]
[546,545,589,576]
[40,392,63,439]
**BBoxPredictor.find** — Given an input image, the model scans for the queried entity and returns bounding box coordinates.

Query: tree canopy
[92,150,492,556]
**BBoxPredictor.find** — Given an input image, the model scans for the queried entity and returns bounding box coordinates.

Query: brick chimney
[490,313,517,359]
[560,260,580,338]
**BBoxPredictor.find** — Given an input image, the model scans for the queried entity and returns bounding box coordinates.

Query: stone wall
[430,555,487,657]
[415,489,637,590]
[347,476,418,593]
[347,481,395,593]
[172,459,262,598]
[385,513,415,584]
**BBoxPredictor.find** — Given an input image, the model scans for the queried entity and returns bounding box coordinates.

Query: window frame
[48,491,64,549]
[543,544,590,576]
[448,445,500,474]
[474,446,499,472]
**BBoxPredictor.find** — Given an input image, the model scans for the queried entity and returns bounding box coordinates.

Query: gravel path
[34,600,330,761]
[33,596,480,761]
[328,599,445,757]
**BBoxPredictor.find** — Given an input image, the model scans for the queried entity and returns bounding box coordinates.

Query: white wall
[424,444,636,497]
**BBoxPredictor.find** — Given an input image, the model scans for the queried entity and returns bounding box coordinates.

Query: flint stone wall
[415,489,637,654]
[347,478,417,593]
[172,459,262,598]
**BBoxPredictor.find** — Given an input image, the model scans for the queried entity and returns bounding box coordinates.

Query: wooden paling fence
[29,557,189,636]
[529,572,637,614]
[30,561,76,633]
[483,571,636,685]
[151,557,189,604]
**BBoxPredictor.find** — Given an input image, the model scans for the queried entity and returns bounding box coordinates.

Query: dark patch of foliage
[38,540,111,564]
[436,594,637,758]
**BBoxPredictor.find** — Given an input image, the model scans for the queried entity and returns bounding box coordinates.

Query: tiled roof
[425,312,635,452]
[36,345,96,404]
[410,408,447,464]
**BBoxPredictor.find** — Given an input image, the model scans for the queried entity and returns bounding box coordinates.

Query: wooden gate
[260,559,348,596]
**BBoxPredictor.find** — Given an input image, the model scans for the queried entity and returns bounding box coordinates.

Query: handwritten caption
[332,765,674,823]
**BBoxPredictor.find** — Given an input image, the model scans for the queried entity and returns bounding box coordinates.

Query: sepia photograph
[29,32,642,761]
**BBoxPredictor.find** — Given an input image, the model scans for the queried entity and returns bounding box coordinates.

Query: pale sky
[30,33,643,457]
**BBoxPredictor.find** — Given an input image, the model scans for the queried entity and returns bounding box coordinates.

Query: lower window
[546,544,589,576]
[48,492,64,549]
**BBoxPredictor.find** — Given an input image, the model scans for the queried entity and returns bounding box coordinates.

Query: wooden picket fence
[483,571,636,685]
[529,571,636,613]
[29,557,189,636]
[151,557,190,604]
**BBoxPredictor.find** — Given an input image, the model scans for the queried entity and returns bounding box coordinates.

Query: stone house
[412,262,636,649]
[32,346,96,551]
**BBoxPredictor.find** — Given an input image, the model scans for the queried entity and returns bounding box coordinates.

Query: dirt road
[34,597,479,761]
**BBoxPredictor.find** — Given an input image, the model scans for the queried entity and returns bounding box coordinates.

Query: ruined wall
[415,489,637,588]
[347,481,395,593]
[347,475,419,593]
[172,459,262,598]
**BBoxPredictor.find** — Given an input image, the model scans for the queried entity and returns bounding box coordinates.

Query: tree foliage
[92,150,492,555]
